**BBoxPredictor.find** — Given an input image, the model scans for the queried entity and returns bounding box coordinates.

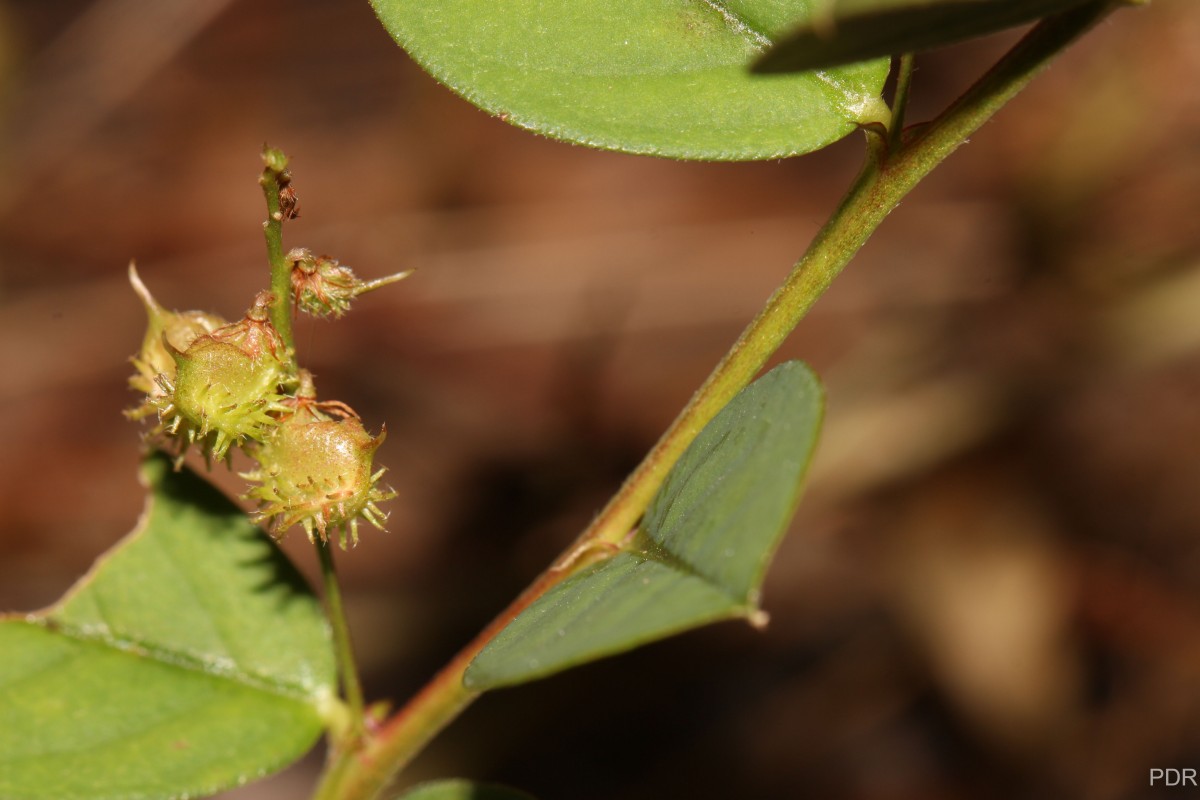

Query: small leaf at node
[465,361,823,690]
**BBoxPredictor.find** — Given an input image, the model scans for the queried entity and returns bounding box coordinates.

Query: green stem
[316,539,366,742]
[260,146,295,356]
[889,52,916,150]
[315,4,1118,797]
[259,144,367,784]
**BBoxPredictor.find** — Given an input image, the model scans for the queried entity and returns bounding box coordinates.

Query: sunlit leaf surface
[370,0,889,160]
[0,454,337,800]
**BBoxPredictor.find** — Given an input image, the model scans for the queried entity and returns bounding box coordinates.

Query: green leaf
[369,0,890,161]
[0,453,337,800]
[754,0,1097,72]
[395,779,537,800]
[465,361,823,690]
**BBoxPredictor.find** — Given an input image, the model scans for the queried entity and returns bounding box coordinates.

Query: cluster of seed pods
[127,228,407,549]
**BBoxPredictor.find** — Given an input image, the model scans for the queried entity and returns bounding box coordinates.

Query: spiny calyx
[244,372,394,549]
[153,292,294,462]
[129,274,397,547]
[127,146,407,547]
[127,263,227,421]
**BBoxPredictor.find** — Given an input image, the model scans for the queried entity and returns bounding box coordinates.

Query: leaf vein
[697,0,772,49]
[31,619,314,701]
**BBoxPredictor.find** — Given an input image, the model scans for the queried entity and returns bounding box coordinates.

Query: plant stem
[889,52,916,150]
[317,539,366,743]
[259,145,368,767]
[260,146,295,356]
[316,4,1118,797]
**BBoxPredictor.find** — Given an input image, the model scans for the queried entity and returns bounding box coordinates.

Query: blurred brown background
[2,1,1199,798]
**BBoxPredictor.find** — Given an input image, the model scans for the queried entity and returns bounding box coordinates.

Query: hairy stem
[316,3,1119,797]
[259,145,370,780]
[260,145,295,357]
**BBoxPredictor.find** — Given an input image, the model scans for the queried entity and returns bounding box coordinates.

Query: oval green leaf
[395,779,538,800]
[465,361,823,690]
[369,0,889,161]
[755,0,1097,73]
[0,453,337,800]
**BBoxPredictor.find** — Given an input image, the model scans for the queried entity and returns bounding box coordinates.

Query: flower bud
[154,292,292,463]
[287,247,412,319]
[245,390,394,548]
[127,263,226,421]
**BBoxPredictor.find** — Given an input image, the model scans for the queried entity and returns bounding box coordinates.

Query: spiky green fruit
[246,408,394,549]
[127,263,226,420]
[153,292,292,463]
[157,340,289,461]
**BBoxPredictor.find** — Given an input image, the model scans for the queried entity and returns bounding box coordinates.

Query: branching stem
[312,3,1119,797]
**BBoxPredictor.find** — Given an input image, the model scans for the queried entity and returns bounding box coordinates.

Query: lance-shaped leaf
[369,0,889,161]
[754,0,1099,73]
[0,453,337,800]
[465,361,823,690]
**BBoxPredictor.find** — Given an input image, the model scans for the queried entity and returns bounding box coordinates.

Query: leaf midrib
[629,530,752,609]
[699,0,773,48]
[26,617,317,702]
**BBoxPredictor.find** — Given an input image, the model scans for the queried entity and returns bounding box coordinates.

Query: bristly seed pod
[244,372,395,549]
[127,262,227,421]
[287,247,412,319]
[153,292,293,464]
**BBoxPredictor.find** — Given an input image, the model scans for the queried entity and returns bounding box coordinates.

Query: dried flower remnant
[287,247,413,319]
[279,183,300,221]
[206,290,292,364]
[261,146,299,222]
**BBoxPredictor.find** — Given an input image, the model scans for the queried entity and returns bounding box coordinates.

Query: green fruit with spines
[153,291,294,464]
[244,376,394,549]
[127,263,227,421]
